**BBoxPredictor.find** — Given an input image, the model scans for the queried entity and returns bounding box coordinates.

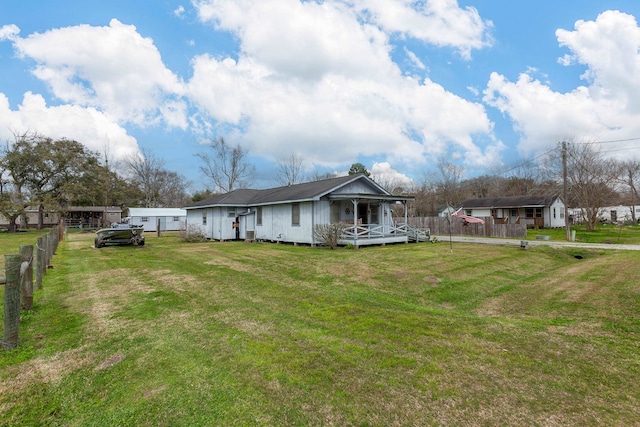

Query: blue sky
[2,0,640,192]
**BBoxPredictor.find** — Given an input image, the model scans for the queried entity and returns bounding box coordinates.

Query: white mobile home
[184,174,416,247]
[128,208,186,231]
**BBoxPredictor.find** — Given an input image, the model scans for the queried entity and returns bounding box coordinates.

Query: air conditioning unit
[246,230,256,241]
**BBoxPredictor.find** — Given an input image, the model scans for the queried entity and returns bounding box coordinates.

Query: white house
[571,205,640,224]
[184,174,417,247]
[127,208,186,231]
[459,195,566,228]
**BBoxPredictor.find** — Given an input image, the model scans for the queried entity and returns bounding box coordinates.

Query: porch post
[404,201,408,224]
[352,199,358,245]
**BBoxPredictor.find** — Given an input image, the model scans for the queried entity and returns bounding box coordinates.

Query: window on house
[202,213,207,225]
[141,217,149,222]
[256,207,262,226]
[172,217,179,221]
[525,208,543,218]
[292,203,300,226]
[227,208,236,218]
[553,208,556,219]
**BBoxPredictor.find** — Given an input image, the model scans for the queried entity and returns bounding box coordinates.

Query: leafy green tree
[348,162,370,177]
[1,131,118,229]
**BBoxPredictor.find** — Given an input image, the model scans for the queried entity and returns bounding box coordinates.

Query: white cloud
[370,162,414,190]
[0,24,20,41]
[0,91,140,161]
[483,10,640,157]
[351,0,493,59]
[9,19,187,128]
[191,0,499,169]
[174,5,186,17]
[404,47,426,70]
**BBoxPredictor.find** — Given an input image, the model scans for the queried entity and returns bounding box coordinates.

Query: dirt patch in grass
[0,346,94,399]
[96,352,126,370]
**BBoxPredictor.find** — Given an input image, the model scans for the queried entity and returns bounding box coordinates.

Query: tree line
[2,131,639,232]
[412,142,640,231]
[0,132,192,231]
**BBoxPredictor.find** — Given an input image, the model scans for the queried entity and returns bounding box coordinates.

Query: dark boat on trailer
[95,223,145,248]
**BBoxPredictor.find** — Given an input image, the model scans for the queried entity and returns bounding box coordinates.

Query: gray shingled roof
[460,195,560,209]
[186,174,385,209]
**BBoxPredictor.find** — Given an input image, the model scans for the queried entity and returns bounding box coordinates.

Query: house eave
[329,193,414,202]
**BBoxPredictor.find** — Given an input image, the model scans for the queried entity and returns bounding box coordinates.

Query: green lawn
[1,231,640,426]
[527,223,640,244]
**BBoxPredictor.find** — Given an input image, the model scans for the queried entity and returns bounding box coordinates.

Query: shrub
[313,222,347,249]
[179,223,207,242]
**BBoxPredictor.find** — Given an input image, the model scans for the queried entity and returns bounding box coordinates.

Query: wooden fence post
[36,236,44,290]
[43,233,50,270]
[2,254,21,349]
[19,245,34,310]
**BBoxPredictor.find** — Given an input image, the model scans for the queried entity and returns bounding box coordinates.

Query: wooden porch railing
[341,222,425,239]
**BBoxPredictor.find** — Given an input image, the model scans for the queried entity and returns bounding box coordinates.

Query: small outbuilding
[127,208,187,231]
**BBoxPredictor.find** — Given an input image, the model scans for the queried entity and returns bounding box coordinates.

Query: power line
[576,137,640,145]
[496,145,559,177]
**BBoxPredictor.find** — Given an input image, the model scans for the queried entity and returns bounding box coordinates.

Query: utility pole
[562,141,570,241]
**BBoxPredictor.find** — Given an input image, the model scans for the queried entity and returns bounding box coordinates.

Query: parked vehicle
[95,223,145,248]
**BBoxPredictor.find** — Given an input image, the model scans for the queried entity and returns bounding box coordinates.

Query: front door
[510,209,518,224]
[358,203,368,225]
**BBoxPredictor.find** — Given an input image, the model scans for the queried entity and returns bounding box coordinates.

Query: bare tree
[196,137,255,193]
[309,170,337,181]
[545,141,621,231]
[125,148,189,208]
[619,158,640,222]
[125,148,166,208]
[275,151,305,186]
[158,170,192,207]
[436,158,464,206]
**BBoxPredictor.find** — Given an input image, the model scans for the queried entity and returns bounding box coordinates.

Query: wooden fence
[401,216,527,239]
[1,224,63,349]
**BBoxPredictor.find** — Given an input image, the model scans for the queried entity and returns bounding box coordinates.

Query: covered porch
[328,194,421,247]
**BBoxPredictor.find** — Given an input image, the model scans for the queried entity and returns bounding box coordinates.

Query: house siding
[548,199,565,228]
[129,209,186,232]
[333,180,377,194]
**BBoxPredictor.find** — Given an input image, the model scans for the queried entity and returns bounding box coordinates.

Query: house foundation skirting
[338,235,408,247]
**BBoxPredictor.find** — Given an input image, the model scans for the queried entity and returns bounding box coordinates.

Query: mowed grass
[1,231,640,426]
[527,223,640,244]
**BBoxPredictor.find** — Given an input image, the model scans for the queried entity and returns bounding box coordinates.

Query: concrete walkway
[431,235,640,251]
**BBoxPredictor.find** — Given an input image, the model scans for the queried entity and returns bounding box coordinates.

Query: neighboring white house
[459,195,566,228]
[570,205,640,224]
[184,174,417,247]
[128,208,186,231]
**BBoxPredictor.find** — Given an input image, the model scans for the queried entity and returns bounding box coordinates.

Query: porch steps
[407,225,431,242]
